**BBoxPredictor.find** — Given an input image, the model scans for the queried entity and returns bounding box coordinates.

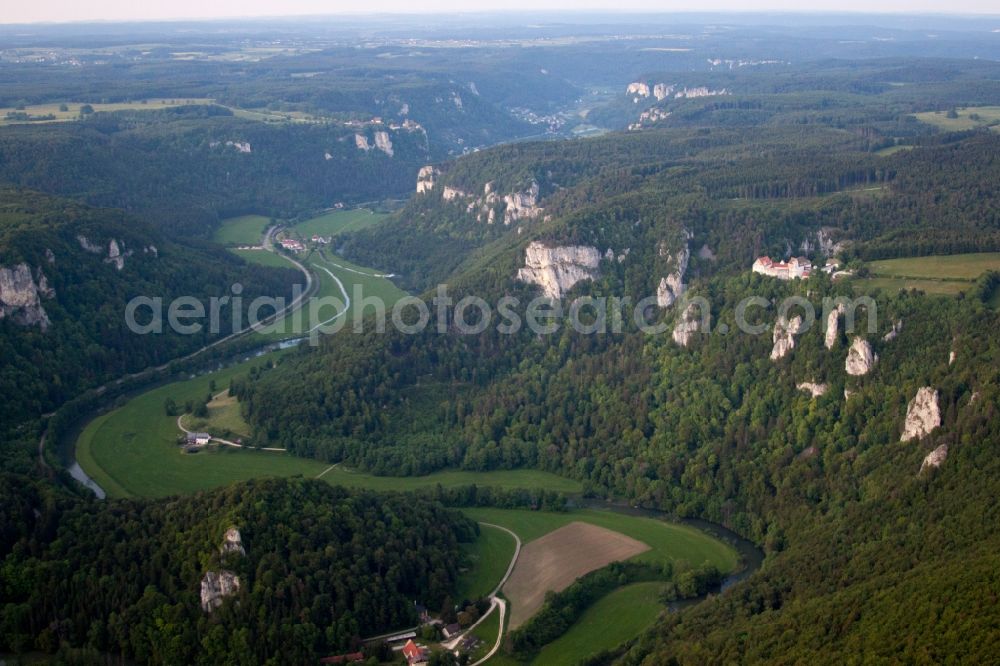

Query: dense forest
[0,188,300,470]
[0,476,476,663]
[2,14,1000,665]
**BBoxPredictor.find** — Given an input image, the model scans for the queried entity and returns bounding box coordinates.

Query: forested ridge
[0,188,300,471]
[0,476,476,663]
[240,122,1000,660]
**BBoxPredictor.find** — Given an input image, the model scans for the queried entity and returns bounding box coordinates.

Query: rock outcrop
[920,444,948,473]
[657,245,689,309]
[672,301,706,347]
[200,570,240,612]
[770,315,803,360]
[225,140,251,153]
[354,134,371,151]
[220,527,246,556]
[373,131,393,157]
[416,165,439,193]
[901,387,941,442]
[516,241,601,299]
[442,186,470,201]
[626,82,650,98]
[78,235,132,270]
[824,304,846,350]
[845,338,877,376]
[0,263,53,329]
[503,182,543,225]
[797,382,828,398]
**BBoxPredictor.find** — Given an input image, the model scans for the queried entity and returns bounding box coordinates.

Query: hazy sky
[3,1,999,24]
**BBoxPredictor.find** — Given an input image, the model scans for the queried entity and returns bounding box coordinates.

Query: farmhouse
[186,432,211,446]
[752,256,812,280]
[278,238,305,252]
[442,623,462,639]
[401,639,428,665]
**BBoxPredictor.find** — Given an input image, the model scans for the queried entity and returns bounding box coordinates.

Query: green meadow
[213,214,271,246]
[530,582,665,666]
[456,524,518,601]
[857,252,1000,296]
[77,351,581,499]
[291,208,389,237]
[914,106,1000,132]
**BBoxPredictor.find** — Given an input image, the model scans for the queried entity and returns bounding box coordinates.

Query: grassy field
[913,106,1000,132]
[180,391,251,439]
[857,252,1000,296]
[77,351,582,498]
[505,522,650,628]
[0,98,214,125]
[291,208,389,237]
[460,507,738,572]
[468,605,504,663]
[530,582,665,666]
[214,214,271,246]
[456,524,518,602]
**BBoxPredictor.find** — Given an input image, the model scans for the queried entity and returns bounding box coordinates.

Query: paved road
[444,522,522,664]
[42,224,313,470]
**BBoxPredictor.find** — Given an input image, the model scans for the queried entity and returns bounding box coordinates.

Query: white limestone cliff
[845,338,877,376]
[503,182,543,225]
[657,245,689,308]
[672,301,706,347]
[224,140,251,153]
[652,83,675,100]
[373,131,393,157]
[442,186,471,201]
[626,82,650,98]
[0,263,53,330]
[770,315,803,360]
[797,382,828,398]
[824,303,847,350]
[920,444,948,473]
[516,241,601,299]
[901,387,941,442]
[354,134,371,151]
[416,165,439,193]
[200,571,240,612]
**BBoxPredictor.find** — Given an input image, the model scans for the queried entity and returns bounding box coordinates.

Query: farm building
[752,256,812,280]
[401,639,428,665]
[442,623,462,639]
[186,432,211,446]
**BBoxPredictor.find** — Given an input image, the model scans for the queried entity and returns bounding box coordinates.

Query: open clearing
[0,98,215,125]
[531,582,665,666]
[856,252,1000,296]
[77,352,582,498]
[504,522,650,629]
[456,524,518,602]
[214,214,271,246]
[180,391,251,439]
[291,208,389,237]
[913,106,1000,132]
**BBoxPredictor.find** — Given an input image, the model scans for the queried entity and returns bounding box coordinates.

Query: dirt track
[503,521,650,629]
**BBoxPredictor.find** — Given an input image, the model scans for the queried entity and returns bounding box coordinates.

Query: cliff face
[416,165,439,193]
[797,382,828,398]
[502,181,543,225]
[220,527,246,556]
[672,301,706,347]
[901,387,941,442]
[920,444,949,473]
[78,235,133,270]
[200,570,241,612]
[0,263,53,330]
[516,241,601,299]
[373,131,394,157]
[657,245,689,309]
[845,337,877,376]
[771,315,803,360]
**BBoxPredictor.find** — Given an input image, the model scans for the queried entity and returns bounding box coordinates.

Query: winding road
[444,522,522,665]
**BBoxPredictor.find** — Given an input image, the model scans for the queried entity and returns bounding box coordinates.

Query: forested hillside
[0,107,432,236]
[239,122,1000,660]
[0,188,299,466]
[0,476,476,663]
